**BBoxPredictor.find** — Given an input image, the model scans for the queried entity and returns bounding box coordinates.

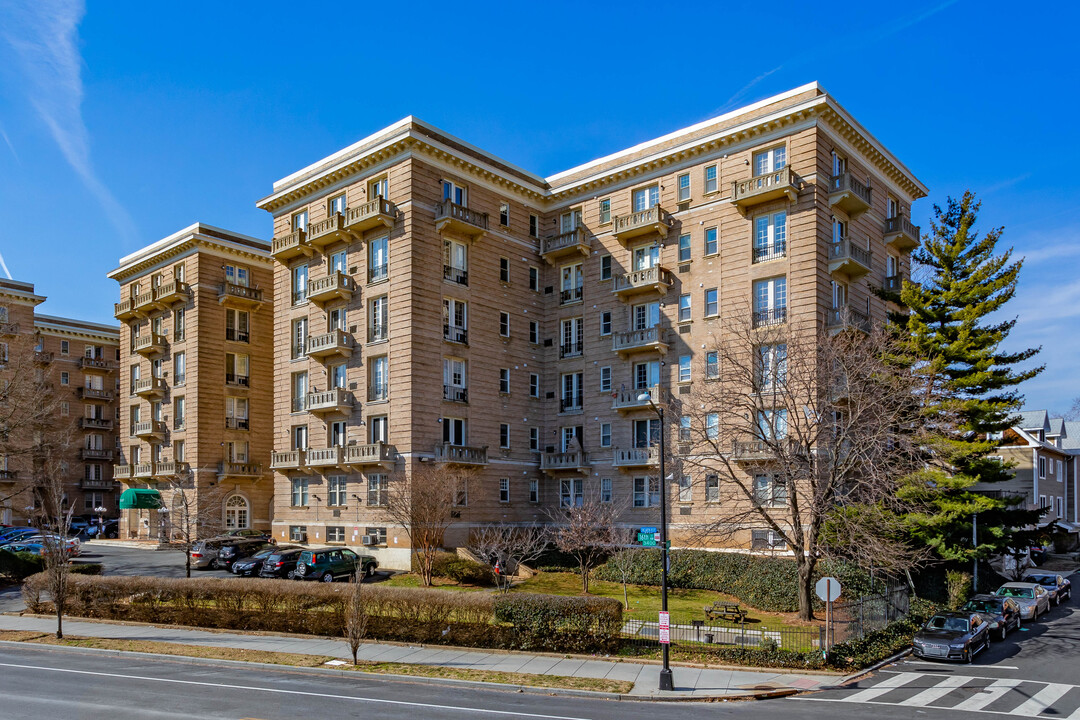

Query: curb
[0,639,803,703]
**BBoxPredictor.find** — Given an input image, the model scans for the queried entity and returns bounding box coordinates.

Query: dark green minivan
[294,548,377,582]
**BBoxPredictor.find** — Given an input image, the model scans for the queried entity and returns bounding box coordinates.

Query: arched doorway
[225,494,249,530]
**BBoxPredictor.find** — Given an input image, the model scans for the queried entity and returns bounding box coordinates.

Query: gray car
[996,582,1051,620]
[188,539,227,569]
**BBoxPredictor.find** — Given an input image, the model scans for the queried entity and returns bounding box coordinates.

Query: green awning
[119,488,161,510]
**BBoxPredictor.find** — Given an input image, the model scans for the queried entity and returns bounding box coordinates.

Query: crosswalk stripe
[949,678,1023,712]
[1066,697,1080,720]
[838,672,924,702]
[902,674,972,706]
[1010,684,1072,716]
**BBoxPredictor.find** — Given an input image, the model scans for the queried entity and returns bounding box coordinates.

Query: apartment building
[0,279,120,525]
[108,224,274,540]
[257,82,927,567]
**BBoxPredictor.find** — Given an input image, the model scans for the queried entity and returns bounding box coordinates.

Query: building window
[529,214,538,238]
[600,423,611,448]
[367,474,387,506]
[499,368,510,394]
[704,288,718,317]
[290,478,310,507]
[60,401,69,417]
[599,198,611,224]
[560,478,583,508]
[291,372,308,413]
[173,396,185,429]
[600,477,613,504]
[225,309,249,343]
[292,264,308,305]
[454,478,468,507]
[289,525,308,542]
[369,236,389,283]
[325,526,345,542]
[600,311,612,336]
[529,427,539,451]
[706,351,719,379]
[60,371,69,386]
[369,415,387,444]
[60,340,69,355]
[1039,457,1046,479]
[174,307,185,341]
[599,255,612,281]
[754,211,787,263]
[173,351,186,385]
[679,475,692,502]
[757,343,787,390]
[529,373,540,398]
[753,277,787,326]
[529,479,539,503]
[528,266,539,292]
[633,477,660,507]
[442,179,467,206]
[756,409,788,440]
[599,366,612,392]
[368,175,388,199]
[677,173,691,202]
[443,239,468,285]
[499,312,510,337]
[704,164,717,194]
[499,423,511,448]
[529,320,538,345]
[753,475,788,507]
[499,203,510,226]
[678,234,691,263]
[753,146,787,176]
[174,439,185,462]
[292,211,308,234]
[678,355,691,383]
[1056,459,1063,479]
[678,294,691,322]
[706,413,719,440]
[225,396,249,430]
[632,301,660,331]
[500,257,511,283]
[499,478,510,503]
[561,372,582,412]
[442,417,466,446]
[560,317,583,358]
[632,184,659,211]
[369,356,388,401]
[369,295,388,342]
[225,353,249,387]
[443,298,467,344]
[679,416,691,442]
[704,227,718,256]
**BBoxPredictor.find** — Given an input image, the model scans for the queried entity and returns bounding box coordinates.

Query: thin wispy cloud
[0,0,136,242]
[982,172,1032,195]
[0,125,19,165]
[0,251,12,280]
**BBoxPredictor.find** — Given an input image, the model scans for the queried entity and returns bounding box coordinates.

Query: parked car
[912,611,991,662]
[217,539,275,571]
[85,519,119,539]
[232,545,299,577]
[961,594,1022,640]
[1023,573,1072,605]
[189,539,228,569]
[996,582,1051,620]
[258,548,305,579]
[294,548,377,583]
[8,534,81,557]
[0,528,39,544]
[1,542,45,557]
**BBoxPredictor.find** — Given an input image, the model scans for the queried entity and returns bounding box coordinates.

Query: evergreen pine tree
[896,191,1043,567]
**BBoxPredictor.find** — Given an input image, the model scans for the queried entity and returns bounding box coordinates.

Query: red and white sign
[658,611,670,645]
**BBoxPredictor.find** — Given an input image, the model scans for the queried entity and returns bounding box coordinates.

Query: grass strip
[0,630,633,694]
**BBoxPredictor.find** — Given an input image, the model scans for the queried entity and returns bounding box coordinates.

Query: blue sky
[0,0,1076,413]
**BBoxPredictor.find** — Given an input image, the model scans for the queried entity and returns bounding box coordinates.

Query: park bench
[704,601,747,623]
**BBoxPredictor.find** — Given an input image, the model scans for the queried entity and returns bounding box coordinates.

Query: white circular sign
[816,576,841,602]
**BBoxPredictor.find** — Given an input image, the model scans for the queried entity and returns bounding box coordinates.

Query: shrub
[945,570,973,609]
[442,557,495,586]
[0,550,43,581]
[826,597,937,669]
[494,592,622,653]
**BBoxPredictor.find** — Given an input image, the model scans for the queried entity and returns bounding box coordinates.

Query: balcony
[225,373,250,388]
[133,376,166,399]
[753,242,787,264]
[344,196,396,235]
[829,172,872,219]
[368,263,388,284]
[80,478,116,491]
[826,305,872,334]
[79,417,113,431]
[611,206,671,244]
[559,394,583,413]
[443,385,469,403]
[78,387,114,402]
[0,469,16,482]
[344,442,395,468]
[217,462,262,478]
[368,385,389,402]
[884,216,920,252]
[224,417,250,430]
[612,266,673,300]
[731,166,798,212]
[218,282,264,309]
[307,271,353,306]
[443,324,468,345]
[271,228,311,261]
[132,332,167,357]
[79,448,114,461]
[540,451,590,474]
[271,450,306,471]
[112,465,131,479]
[612,385,659,413]
[306,387,353,415]
[154,280,189,307]
[133,463,155,479]
[559,340,583,359]
[828,238,872,278]
[612,327,669,357]
[559,286,583,305]
[752,308,787,328]
[732,438,799,462]
[540,228,590,264]
[114,299,138,321]
[34,350,53,364]
[133,420,167,440]
[613,447,660,468]
[0,322,18,335]
[153,461,187,478]
[79,357,112,372]
[884,275,902,293]
[435,201,488,238]
[368,324,388,344]
[307,213,349,250]
[306,446,344,469]
[443,264,468,286]
[306,329,353,361]
[133,289,157,314]
[433,442,488,465]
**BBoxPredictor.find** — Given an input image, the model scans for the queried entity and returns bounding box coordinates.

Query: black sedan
[1024,573,1072,605]
[961,594,1022,640]
[258,548,305,579]
[232,545,299,577]
[912,611,991,663]
[216,539,274,571]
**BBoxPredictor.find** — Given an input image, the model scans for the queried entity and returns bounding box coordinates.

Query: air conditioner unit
[361,535,376,546]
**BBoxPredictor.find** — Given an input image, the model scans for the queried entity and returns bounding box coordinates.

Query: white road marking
[902,674,972,706]
[949,678,1023,712]
[902,661,1020,670]
[1010,684,1072,716]
[0,661,591,720]
[836,672,924,702]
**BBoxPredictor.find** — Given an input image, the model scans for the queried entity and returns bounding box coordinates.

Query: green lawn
[378,573,486,591]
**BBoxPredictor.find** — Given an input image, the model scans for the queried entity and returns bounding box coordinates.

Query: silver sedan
[996,582,1051,620]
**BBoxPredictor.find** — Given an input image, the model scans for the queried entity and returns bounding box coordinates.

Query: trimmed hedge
[594,549,875,613]
[0,551,101,581]
[493,593,623,653]
[826,598,937,669]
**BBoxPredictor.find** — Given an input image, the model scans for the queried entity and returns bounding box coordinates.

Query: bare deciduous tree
[677,312,924,620]
[546,495,622,594]
[345,570,370,664]
[468,523,547,593]
[156,474,227,577]
[384,463,473,587]
[606,529,644,610]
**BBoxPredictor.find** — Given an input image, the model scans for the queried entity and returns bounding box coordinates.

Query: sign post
[658,611,670,645]
[815,576,841,652]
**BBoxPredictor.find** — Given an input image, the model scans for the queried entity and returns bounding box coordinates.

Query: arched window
[225,494,249,530]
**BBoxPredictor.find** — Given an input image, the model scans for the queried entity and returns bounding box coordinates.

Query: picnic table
[704,601,747,623]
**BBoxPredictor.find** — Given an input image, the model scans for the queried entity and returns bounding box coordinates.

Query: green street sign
[637,532,658,546]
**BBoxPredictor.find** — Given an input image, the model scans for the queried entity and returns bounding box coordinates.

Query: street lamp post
[638,389,674,692]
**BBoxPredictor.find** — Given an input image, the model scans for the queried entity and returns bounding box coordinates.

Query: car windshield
[253,548,276,558]
[998,587,1034,599]
[1025,576,1056,587]
[926,616,970,632]
[963,600,999,614]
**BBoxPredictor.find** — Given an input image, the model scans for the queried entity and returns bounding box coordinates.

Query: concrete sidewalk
[0,614,836,700]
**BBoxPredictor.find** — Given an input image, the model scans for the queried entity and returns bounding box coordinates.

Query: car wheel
[365,564,374,579]
[285,570,295,580]
[964,648,972,664]
[321,572,334,583]
[1000,625,1007,642]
